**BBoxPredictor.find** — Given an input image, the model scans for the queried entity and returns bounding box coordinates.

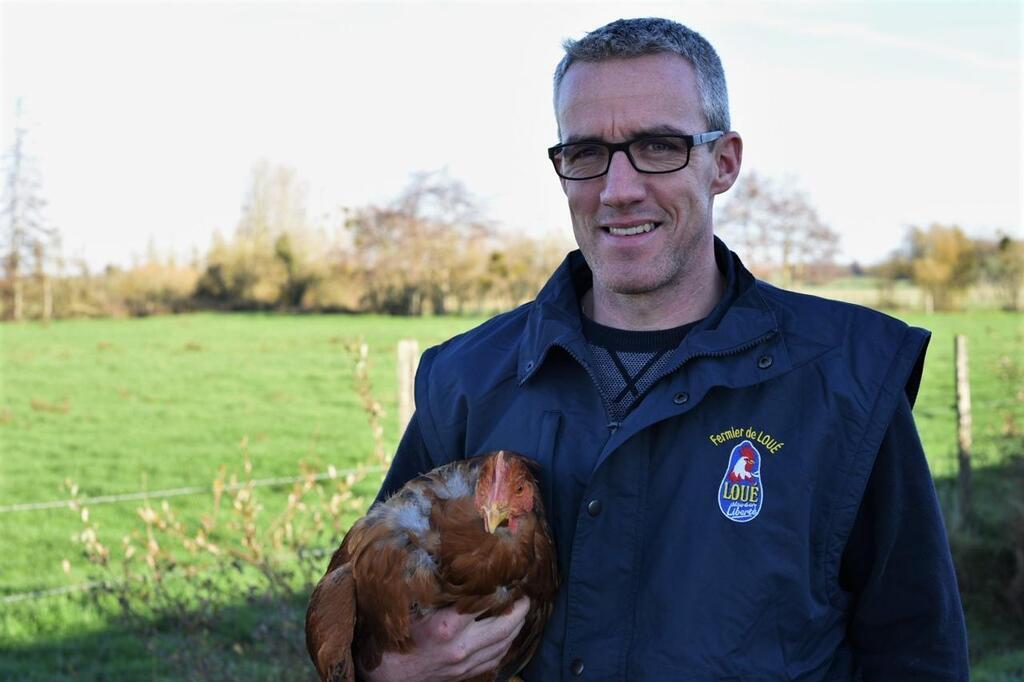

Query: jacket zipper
[553,342,623,434]
[553,328,778,434]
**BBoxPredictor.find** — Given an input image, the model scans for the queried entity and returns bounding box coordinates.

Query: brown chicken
[306,450,558,682]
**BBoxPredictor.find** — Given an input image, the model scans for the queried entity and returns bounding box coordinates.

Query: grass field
[1,314,487,595]
[1,309,1021,679]
[898,310,1023,476]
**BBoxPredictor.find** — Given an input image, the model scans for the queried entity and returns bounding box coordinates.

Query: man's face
[555,53,730,299]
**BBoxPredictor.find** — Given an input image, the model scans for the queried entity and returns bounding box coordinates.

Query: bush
[106,262,201,316]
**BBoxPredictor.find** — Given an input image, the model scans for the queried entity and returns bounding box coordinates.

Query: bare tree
[236,160,309,239]
[347,170,494,315]
[1,100,58,320]
[196,161,321,309]
[716,171,838,284]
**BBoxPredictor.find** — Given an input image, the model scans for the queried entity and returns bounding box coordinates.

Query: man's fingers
[440,598,529,678]
[464,597,530,649]
[453,614,526,679]
[411,605,480,644]
[508,596,530,621]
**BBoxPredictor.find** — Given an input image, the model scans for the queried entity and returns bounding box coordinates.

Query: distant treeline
[868,225,1023,312]
[1,165,572,320]
[1,163,1021,321]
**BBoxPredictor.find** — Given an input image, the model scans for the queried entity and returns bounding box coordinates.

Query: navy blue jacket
[378,240,969,681]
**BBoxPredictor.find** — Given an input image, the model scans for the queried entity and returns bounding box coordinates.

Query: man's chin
[588,258,673,297]
[600,276,666,297]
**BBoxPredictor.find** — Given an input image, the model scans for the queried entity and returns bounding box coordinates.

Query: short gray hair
[554,17,731,135]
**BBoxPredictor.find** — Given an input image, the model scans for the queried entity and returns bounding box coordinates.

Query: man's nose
[600,150,646,207]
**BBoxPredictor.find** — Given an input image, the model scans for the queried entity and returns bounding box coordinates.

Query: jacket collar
[517,237,780,384]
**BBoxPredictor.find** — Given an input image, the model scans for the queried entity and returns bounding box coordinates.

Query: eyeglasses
[547,131,724,180]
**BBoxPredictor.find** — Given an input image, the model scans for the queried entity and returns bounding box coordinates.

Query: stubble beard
[599,259,678,297]
[591,228,706,301]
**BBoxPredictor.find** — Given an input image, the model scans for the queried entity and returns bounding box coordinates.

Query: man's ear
[710,131,743,195]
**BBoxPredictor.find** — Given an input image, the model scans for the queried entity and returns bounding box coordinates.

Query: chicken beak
[482,504,510,534]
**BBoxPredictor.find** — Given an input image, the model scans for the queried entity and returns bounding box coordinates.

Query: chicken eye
[516,484,525,494]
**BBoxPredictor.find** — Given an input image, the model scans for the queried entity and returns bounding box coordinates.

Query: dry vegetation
[50,341,388,679]
[2,164,572,321]
[4,160,1020,323]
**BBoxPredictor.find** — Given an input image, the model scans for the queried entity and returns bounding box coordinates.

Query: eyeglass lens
[554,136,691,179]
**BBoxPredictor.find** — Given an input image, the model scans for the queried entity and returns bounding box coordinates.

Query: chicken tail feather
[306,562,358,682]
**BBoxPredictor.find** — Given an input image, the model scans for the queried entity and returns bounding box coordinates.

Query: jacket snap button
[673,392,689,405]
[571,658,584,676]
[757,355,773,369]
[525,360,535,372]
[587,499,602,517]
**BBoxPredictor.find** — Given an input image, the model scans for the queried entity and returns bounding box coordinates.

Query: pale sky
[2,1,1021,270]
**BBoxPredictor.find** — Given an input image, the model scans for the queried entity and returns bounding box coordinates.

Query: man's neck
[582,255,725,332]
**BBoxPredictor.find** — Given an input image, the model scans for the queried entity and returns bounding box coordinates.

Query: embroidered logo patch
[717,440,764,523]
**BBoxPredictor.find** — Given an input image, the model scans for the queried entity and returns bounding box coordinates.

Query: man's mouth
[604,222,659,236]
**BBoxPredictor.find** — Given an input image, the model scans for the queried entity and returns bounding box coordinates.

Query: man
[363,17,969,681]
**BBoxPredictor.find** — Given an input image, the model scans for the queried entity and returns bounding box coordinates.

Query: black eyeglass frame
[547,131,725,181]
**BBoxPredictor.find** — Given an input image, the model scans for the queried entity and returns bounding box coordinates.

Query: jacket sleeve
[373,411,435,504]
[840,395,970,681]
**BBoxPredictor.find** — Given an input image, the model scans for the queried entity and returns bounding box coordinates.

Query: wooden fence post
[42,276,53,321]
[955,334,972,528]
[397,339,420,436]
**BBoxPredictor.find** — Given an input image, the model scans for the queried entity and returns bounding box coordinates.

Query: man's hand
[360,597,529,682]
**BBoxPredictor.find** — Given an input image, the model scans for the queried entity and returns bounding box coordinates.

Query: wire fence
[0,465,388,604]
[2,340,1019,605]
[1,546,340,605]
[2,581,111,605]
[0,465,388,514]
[0,396,1014,513]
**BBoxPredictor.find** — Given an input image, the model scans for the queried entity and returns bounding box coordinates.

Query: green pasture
[1,309,1021,678]
[0,314,485,596]
[899,310,1023,476]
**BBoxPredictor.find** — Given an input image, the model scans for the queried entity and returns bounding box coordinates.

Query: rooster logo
[718,440,764,523]
[728,444,757,482]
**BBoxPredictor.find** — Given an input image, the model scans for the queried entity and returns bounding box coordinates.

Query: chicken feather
[306,451,558,682]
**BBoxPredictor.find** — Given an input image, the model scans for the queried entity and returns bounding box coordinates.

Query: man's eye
[566,144,603,162]
[638,137,685,154]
